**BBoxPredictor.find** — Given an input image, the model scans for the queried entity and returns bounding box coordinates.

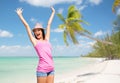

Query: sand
[55,59,120,83]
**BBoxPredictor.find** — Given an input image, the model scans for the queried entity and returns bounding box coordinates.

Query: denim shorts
[36,70,54,77]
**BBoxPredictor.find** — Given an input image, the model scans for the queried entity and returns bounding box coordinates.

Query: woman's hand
[15,8,23,15]
[51,6,55,13]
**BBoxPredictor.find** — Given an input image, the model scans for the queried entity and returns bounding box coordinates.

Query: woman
[16,7,55,83]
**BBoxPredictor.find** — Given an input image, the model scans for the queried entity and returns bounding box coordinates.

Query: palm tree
[57,5,112,45]
[57,5,90,45]
[112,0,120,13]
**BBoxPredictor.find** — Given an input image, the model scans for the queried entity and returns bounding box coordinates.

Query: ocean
[0,57,98,83]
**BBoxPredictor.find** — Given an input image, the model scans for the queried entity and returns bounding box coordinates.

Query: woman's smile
[36,33,40,36]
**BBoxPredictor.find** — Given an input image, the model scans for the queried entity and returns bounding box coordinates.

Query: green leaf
[68,27,79,44]
[68,10,81,19]
[58,24,65,29]
[70,22,84,32]
[68,5,76,14]
[83,29,91,35]
[57,13,66,23]
[63,30,69,46]
[67,18,89,25]
[67,5,81,19]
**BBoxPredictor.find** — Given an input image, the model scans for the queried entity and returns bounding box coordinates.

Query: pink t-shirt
[34,40,54,72]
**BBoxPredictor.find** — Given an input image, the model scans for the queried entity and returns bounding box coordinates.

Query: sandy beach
[55,59,120,83]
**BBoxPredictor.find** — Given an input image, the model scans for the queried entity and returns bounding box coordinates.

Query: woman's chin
[36,37,41,40]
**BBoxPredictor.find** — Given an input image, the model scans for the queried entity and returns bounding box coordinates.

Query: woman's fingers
[51,6,55,12]
[15,8,23,14]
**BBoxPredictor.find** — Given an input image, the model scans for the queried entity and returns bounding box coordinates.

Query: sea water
[0,57,98,83]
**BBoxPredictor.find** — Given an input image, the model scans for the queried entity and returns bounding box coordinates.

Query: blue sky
[0,0,118,57]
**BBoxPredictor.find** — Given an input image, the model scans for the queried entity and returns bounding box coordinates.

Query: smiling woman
[16,7,55,83]
[32,23,45,40]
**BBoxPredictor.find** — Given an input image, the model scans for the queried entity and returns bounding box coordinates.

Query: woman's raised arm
[45,7,55,41]
[15,8,36,46]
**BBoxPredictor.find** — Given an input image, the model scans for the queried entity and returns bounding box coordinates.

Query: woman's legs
[37,75,54,83]
[46,75,54,83]
[37,77,47,83]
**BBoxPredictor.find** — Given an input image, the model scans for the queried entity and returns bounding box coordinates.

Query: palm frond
[57,13,66,23]
[67,5,81,19]
[83,29,92,35]
[68,5,76,14]
[63,30,69,46]
[67,27,79,44]
[58,24,66,29]
[70,22,84,32]
[68,10,81,19]
[78,20,90,25]
[67,18,89,25]
[68,21,91,35]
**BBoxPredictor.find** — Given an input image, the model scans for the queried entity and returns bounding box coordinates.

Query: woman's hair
[34,29,45,40]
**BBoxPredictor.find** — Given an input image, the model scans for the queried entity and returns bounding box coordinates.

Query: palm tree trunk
[79,33,113,45]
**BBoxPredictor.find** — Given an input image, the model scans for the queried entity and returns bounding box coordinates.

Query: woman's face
[33,29,43,40]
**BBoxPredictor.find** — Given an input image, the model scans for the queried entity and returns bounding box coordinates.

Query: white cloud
[77,0,102,11]
[19,0,78,7]
[0,45,35,56]
[88,0,102,5]
[75,0,83,5]
[0,29,13,38]
[94,30,105,37]
[30,17,38,23]
[79,5,87,11]
[87,41,96,46]
[30,18,44,25]
[51,28,64,33]
[53,41,93,56]
[58,8,64,14]
[19,0,102,13]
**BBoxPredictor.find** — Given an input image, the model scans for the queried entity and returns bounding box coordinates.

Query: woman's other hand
[51,6,55,13]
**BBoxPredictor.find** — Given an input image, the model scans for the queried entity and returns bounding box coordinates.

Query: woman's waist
[38,59,54,67]
[37,64,54,72]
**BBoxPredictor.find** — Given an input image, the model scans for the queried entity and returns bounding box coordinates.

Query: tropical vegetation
[86,31,120,59]
[86,13,120,59]
[57,5,90,45]
[57,0,120,59]
[86,0,120,59]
